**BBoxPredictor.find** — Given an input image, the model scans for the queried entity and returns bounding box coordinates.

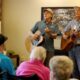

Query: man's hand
[62,34,68,40]
[32,31,41,40]
[45,27,58,38]
[71,29,78,36]
[45,27,51,33]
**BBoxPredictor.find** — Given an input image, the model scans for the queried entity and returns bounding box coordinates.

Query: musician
[62,7,80,79]
[29,8,60,67]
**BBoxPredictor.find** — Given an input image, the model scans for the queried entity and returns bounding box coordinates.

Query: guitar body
[32,30,45,46]
[32,27,58,46]
[32,35,44,46]
[61,31,77,51]
[61,36,76,51]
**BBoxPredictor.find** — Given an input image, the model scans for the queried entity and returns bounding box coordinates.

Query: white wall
[0,21,1,33]
[2,0,80,61]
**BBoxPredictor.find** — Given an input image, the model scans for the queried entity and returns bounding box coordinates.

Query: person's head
[49,56,74,80]
[74,7,80,20]
[30,46,46,63]
[43,8,53,22]
[0,34,8,52]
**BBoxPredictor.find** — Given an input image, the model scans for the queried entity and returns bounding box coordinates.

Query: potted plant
[7,50,15,56]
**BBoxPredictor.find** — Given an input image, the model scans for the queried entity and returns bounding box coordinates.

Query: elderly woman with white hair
[49,56,78,80]
[16,46,50,80]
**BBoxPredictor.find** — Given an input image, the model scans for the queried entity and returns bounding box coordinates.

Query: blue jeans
[69,46,80,79]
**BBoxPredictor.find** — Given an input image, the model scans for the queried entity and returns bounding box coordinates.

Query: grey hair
[30,46,46,62]
[49,56,74,80]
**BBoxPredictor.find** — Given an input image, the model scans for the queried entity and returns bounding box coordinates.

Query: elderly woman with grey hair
[16,46,50,80]
[49,56,78,80]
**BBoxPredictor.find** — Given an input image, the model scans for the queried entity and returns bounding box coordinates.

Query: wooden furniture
[8,54,20,69]
[55,49,68,56]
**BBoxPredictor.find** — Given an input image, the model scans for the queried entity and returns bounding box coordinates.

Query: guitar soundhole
[71,34,76,39]
[69,42,74,50]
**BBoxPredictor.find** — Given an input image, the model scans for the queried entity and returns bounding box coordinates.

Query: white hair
[30,46,46,62]
[49,56,74,80]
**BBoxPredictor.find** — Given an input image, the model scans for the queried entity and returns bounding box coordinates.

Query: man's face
[43,11,53,20]
[75,9,80,20]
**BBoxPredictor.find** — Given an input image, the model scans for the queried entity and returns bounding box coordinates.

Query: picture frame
[41,7,79,49]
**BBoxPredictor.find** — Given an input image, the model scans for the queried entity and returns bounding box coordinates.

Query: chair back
[7,74,39,80]
[0,68,39,80]
[0,68,7,80]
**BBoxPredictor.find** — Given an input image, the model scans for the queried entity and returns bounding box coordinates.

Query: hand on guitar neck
[61,29,79,51]
[63,29,78,40]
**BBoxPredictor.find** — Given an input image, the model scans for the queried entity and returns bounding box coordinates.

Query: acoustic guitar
[32,27,59,46]
[25,29,56,52]
[61,30,79,51]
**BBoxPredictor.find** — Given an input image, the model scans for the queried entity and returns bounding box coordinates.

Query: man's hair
[49,56,74,80]
[44,8,54,19]
[30,46,46,62]
[0,34,8,45]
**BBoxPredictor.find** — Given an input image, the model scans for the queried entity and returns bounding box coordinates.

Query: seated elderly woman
[16,46,50,80]
[49,56,79,80]
[0,34,15,80]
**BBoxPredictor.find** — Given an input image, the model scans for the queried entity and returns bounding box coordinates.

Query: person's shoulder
[69,19,75,23]
[0,55,12,64]
[4,56,13,63]
[42,65,50,72]
[19,61,29,66]
[69,78,79,80]
[42,65,50,76]
[1,54,10,60]
[36,20,44,24]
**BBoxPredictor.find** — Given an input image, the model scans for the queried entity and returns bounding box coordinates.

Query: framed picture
[41,7,77,49]
[41,7,75,31]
